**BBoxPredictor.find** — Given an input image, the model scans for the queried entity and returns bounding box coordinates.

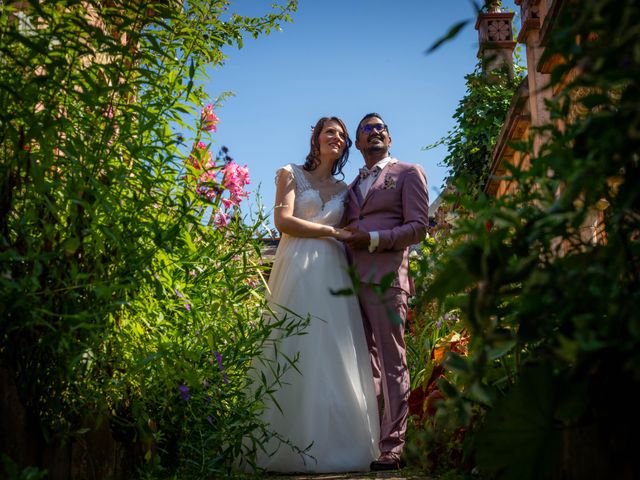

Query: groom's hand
[343,226,370,250]
[332,228,354,241]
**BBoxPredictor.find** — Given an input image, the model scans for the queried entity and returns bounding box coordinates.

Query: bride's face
[317,120,347,162]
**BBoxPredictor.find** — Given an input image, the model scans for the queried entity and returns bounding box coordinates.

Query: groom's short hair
[356,112,387,136]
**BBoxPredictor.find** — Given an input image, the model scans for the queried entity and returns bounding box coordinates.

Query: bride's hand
[332,228,353,241]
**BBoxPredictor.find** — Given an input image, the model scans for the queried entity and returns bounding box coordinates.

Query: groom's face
[356,117,391,155]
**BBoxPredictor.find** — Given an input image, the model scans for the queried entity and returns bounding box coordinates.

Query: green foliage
[0,0,301,477]
[406,222,474,474]
[425,64,522,196]
[408,234,461,389]
[1,455,47,480]
[416,0,640,478]
[474,363,561,480]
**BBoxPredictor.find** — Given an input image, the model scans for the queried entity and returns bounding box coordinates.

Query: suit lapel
[362,159,397,206]
[348,176,364,206]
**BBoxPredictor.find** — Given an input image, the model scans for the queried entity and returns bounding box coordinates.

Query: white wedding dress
[251,163,379,473]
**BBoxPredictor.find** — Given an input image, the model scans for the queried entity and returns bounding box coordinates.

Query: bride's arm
[274,169,347,239]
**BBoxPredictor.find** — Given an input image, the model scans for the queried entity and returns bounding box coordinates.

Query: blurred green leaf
[425,20,470,54]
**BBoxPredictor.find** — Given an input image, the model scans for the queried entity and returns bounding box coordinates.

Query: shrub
[412,1,640,478]
[0,1,300,477]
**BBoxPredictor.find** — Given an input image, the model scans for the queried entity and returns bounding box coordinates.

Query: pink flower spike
[201,104,219,132]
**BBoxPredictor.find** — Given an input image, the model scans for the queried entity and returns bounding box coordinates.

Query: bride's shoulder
[276,163,304,175]
[274,164,302,186]
[335,179,349,192]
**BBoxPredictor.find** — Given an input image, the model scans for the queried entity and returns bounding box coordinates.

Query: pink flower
[220,162,250,206]
[189,142,215,171]
[213,211,229,228]
[236,164,250,185]
[185,143,250,208]
[103,104,115,118]
[222,163,250,188]
[201,104,219,132]
[221,198,233,210]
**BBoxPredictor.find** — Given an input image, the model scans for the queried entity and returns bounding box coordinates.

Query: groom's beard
[364,136,386,154]
[365,145,386,154]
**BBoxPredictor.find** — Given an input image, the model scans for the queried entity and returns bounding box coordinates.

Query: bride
[251,116,379,473]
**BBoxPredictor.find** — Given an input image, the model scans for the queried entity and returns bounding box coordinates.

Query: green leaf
[62,237,81,255]
[329,288,354,296]
[436,377,460,399]
[386,308,404,326]
[488,339,517,360]
[425,20,470,54]
[426,254,476,301]
[476,363,561,480]
[443,351,471,374]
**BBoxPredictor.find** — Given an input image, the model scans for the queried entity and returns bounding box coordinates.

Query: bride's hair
[303,116,352,178]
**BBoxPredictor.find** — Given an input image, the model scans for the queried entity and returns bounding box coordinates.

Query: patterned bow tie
[359,166,381,180]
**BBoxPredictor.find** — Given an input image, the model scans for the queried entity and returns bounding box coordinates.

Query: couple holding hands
[252,113,429,473]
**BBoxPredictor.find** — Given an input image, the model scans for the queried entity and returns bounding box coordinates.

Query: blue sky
[205,0,518,228]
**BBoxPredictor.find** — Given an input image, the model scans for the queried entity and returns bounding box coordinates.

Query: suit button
[359,215,364,220]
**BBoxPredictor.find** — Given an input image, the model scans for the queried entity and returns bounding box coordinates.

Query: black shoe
[370,456,405,471]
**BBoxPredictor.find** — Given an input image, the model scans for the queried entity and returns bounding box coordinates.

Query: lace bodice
[276,164,347,227]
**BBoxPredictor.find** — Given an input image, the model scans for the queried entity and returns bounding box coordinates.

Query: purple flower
[178,385,190,401]
[184,304,191,311]
[214,351,229,384]
[175,289,184,299]
[443,312,460,323]
[207,415,214,425]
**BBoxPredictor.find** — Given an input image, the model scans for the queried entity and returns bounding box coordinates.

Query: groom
[343,113,429,471]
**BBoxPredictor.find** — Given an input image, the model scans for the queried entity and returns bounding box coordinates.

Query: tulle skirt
[251,234,379,473]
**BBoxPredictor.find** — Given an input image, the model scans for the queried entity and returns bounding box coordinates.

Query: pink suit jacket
[345,160,429,295]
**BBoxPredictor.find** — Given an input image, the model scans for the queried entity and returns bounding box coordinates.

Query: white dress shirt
[358,156,394,198]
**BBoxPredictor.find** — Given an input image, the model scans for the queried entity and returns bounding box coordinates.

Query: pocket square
[383,174,397,190]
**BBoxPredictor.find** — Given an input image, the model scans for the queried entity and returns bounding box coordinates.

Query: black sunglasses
[361,123,388,134]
